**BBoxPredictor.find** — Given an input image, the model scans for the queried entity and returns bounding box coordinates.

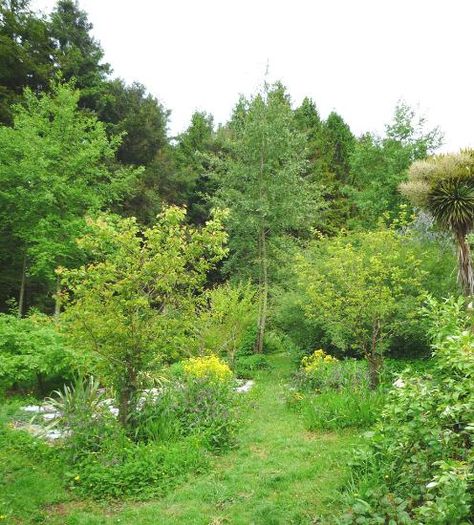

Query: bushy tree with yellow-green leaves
[296,223,428,388]
[59,206,228,426]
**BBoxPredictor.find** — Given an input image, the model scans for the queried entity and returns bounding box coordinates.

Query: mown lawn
[2,354,361,524]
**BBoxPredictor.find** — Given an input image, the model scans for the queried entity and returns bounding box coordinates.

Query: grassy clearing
[2,353,361,524]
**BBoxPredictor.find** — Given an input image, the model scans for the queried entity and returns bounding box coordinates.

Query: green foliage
[0,313,70,392]
[349,102,442,228]
[272,288,323,352]
[215,82,317,282]
[193,281,257,364]
[49,0,110,111]
[234,354,271,378]
[47,375,124,462]
[236,324,258,357]
[288,353,383,432]
[0,0,54,124]
[342,296,474,523]
[296,225,428,386]
[73,437,209,500]
[133,367,239,451]
[60,206,228,424]
[300,390,384,431]
[0,81,137,312]
[401,150,474,230]
[295,356,370,393]
[401,149,474,296]
[0,424,67,521]
[173,111,218,224]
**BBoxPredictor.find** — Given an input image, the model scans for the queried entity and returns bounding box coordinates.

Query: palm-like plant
[400,150,474,296]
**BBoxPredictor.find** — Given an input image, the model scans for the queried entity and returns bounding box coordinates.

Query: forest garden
[0,1,473,523]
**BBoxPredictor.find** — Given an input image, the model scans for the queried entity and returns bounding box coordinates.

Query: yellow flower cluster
[183,354,232,382]
[301,349,338,375]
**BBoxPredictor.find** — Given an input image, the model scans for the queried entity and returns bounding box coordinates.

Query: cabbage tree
[400,150,474,296]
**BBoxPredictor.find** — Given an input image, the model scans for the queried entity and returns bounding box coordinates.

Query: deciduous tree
[60,207,228,425]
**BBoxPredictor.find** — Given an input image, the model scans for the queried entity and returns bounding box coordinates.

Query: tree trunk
[367,319,382,390]
[118,367,137,427]
[118,387,131,427]
[54,275,61,321]
[18,254,27,319]
[255,227,268,354]
[367,353,382,390]
[455,229,474,297]
[36,372,46,397]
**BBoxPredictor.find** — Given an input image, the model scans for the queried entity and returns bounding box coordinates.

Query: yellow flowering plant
[183,354,233,382]
[301,349,338,375]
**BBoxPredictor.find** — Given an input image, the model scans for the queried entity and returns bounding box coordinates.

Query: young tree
[173,111,218,224]
[193,281,257,365]
[215,82,317,353]
[60,207,228,426]
[349,103,443,228]
[400,150,474,296]
[0,82,136,315]
[297,226,427,388]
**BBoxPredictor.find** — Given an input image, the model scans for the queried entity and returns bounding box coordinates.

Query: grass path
[59,353,359,525]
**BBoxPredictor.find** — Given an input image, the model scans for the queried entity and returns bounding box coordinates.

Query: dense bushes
[274,217,456,363]
[38,354,240,499]
[0,313,71,394]
[288,349,384,431]
[72,437,209,500]
[341,297,474,523]
[134,355,239,450]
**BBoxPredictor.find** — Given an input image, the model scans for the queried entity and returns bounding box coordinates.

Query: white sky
[32,0,474,151]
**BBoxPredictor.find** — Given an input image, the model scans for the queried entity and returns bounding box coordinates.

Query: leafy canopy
[60,206,228,420]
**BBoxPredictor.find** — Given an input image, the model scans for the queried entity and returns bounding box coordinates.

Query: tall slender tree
[215,83,316,352]
[49,0,110,111]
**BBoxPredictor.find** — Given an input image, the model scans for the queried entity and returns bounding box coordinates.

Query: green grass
[1,353,362,524]
[301,390,384,431]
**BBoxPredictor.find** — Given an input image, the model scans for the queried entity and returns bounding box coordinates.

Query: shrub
[295,350,369,393]
[182,354,232,382]
[263,330,290,354]
[133,360,239,450]
[72,437,208,500]
[296,227,428,388]
[340,296,474,523]
[234,354,271,378]
[236,325,258,356]
[192,282,257,364]
[0,313,71,394]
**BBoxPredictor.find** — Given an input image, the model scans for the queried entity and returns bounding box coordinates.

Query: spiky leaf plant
[400,150,474,296]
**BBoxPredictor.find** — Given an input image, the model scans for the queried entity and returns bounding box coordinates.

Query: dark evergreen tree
[49,0,110,111]
[0,0,54,124]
